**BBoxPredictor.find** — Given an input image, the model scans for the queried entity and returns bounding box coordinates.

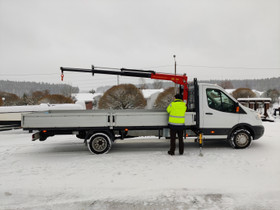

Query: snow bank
[225,89,235,94]
[0,120,280,209]
[72,93,102,102]
[237,98,271,101]
[141,89,164,98]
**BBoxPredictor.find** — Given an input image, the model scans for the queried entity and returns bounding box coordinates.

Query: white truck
[21,66,264,154]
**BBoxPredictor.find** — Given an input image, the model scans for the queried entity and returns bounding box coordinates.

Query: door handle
[206,112,213,115]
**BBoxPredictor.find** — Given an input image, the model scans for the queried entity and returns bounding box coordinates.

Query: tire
[229,129,252,149]
[87,133,112,154]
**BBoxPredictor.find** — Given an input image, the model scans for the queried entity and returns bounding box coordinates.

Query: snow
[72,89,164,102]
[142,89,164,109]
[225,89,235,94]
[141,89,164,98]
[1,121,280,209]
[238,98,271,101]
[72,93,102,102]
[273,102,280,109]
[253,90,265,97]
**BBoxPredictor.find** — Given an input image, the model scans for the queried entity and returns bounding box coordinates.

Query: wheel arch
[85,129,115,142]
[228,123,255,140]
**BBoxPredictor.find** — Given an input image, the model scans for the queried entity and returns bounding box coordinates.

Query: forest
[0,80,79,106]
[0,80,79,97]
[206,77,280,91]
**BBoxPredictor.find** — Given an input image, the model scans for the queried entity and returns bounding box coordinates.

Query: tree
[0,80,78,97]
[89,89,96,94]
[263,89,280,104]
[0,97,3,106]
[232,88,256,99]
[98,84,147,109]
[39,94,74,104]
[153,80,163,89]
[31,90,50,104]
[219,80,234,89]
[18,93,32,105]
[60,85,74,97]
[0,92,20,106]
[153,87,175,109]
[139,78,148,90]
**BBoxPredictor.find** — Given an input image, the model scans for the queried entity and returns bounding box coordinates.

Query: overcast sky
[1,0,280,91]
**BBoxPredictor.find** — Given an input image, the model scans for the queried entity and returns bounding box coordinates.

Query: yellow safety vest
[166,99,187,125]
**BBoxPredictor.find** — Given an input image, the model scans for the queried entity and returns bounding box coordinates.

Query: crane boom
[60,66,188,101]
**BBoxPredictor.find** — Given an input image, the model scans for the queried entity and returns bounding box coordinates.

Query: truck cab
[188,81,264,148]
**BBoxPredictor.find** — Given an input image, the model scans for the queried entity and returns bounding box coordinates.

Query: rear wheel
[229,129,252,149]
[87,133,112,154]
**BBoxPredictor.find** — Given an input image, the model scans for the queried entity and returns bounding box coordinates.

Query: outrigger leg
[199,133,204,157]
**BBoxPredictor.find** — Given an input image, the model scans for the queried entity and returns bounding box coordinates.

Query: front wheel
[87,133,112,154]
[229,129,252,149]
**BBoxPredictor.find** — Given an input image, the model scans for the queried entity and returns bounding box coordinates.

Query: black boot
[168,151,174,156]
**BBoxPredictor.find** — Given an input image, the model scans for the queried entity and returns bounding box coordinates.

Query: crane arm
[60,66,188,100]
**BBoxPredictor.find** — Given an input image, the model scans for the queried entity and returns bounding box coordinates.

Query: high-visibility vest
[166,99,187,125]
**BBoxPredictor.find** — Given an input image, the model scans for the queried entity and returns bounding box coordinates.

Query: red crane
[60,66,189,101]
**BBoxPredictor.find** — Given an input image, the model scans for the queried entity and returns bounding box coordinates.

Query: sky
[1,0,280,92]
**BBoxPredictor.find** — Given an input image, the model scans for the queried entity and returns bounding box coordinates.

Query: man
[166,94,187,155]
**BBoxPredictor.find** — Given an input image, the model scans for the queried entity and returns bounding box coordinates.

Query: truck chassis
[22,110,196,154]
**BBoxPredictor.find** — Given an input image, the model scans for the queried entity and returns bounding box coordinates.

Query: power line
[178,64,280,70]
[0,73,58,76]
[140,64,280,70]
[143,65,173,69]
[1,64,279,78]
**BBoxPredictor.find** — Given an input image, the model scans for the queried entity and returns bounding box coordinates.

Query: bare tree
[30,90,50,105]
[89,89,96,94]
[0,92,20,106]
[39,94,74,104]
[153,87,175,109]
[153,80,163,89]
[232,88,256,99]
[219,80,234,89]
[139,78,148,90]
[18,93,33,105]
[263,89,280,103]
[60,85,74,97]
[98,84,147,109]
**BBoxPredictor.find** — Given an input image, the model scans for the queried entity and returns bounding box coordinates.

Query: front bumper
[252,125,265,140]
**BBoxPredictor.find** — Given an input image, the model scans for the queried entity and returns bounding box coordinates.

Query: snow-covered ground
[1,120,280,209]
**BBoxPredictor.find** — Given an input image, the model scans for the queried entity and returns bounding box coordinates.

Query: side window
[187,87,196,112]
[206,89,236,113]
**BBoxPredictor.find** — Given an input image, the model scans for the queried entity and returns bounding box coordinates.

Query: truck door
[201,87,240,136]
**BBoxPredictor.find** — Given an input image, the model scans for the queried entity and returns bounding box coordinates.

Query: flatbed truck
[21,66,264,154]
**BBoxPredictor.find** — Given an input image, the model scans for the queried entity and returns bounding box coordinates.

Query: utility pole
[173,55,177,94]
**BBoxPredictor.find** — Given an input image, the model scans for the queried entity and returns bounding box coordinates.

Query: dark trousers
[169,127,184,154]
